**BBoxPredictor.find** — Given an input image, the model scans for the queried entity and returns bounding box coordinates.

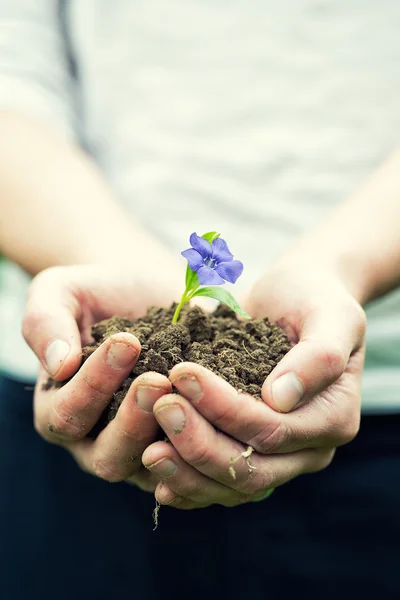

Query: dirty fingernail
[106,342,137,370]
[271,372,304,412]
[136,386,165,412]
[45,340,70,376]
[172,374,202,402]
[155,404,186,434]
[148,458,177,478]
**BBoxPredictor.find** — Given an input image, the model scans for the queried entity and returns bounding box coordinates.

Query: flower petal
[215,260,244,284]
[211,237,233,263]
[189,232,212,260]
[197,265,225,285]
[181,248,203,271]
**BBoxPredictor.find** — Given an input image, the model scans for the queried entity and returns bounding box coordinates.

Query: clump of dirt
[80,303,291,433]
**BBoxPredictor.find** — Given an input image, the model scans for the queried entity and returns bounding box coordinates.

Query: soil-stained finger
[34,367,64,443]
[66,436,160,491]
[37,333,141,442]
[143,440,249,507]
[170,362,288,451]
[23,269,83,381]
[88,372,172,482]
[153,394,331,496]
[155,483,206,509]
[170,362,359,454]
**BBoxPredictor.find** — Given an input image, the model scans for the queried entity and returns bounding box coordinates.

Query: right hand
[22,264,177,490]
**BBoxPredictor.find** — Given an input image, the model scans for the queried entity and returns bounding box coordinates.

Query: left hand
[142,261,366,509]
[23,264,178,490]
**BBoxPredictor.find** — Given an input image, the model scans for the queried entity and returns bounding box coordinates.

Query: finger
[261,302,366,412]
[143,441,248,507]
[171,361,284,450]
[153,394,333,495]
[154,483,202,509]
[85,373,172,482]
[66,437,160,491]
[23,268,86,381]
[35,332,140,442]
[170,361,361,453]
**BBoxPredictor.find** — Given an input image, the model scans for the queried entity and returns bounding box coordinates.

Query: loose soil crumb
[45,303,291,433]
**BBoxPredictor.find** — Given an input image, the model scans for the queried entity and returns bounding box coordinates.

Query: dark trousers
[1,374,399,600]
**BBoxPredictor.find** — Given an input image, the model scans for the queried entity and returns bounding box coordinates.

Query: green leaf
[191,287,251,319]
[201,231,220,244]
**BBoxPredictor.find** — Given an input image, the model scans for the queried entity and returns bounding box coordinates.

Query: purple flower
[181,232,244,286]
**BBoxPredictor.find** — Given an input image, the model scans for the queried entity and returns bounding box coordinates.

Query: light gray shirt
[1,0,400,410]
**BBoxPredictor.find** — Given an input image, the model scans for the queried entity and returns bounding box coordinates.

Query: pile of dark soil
[81,303,291,432]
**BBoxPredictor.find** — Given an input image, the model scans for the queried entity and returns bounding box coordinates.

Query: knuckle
[210,402,236,430]
[311,449,336,473]
[319,342,346,381]
[349,301,367,339]
[240,469,273,496]
[118,427,140,443]
[181,480,205,498]
[336,411,360,445]
[30,266,64,290]
[22,310,44,345]
[81,375,108,397]
[49,403,86,440]
[92,457,126,482]
[185,443,212,469]
[249,421,289,454]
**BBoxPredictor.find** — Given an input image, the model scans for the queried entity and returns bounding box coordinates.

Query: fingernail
[155,404,186,434]
[106,342,137,370]
[271,373,304,412]
[172,374,202,402]
[136,386,164,413]
[45,340,70,376]
[148,458,177,478]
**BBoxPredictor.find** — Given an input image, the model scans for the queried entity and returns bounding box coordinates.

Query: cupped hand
[142,261,366,508]
[23,264,178,490]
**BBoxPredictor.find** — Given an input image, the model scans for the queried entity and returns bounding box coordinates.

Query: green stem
[171,284,200,324]
[172,296,187,324]
[187,284,200,299]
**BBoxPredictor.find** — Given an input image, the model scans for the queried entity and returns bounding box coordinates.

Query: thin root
[242,341,258,360]
[228,465,237,480]
[229,445,257,479]
[152,500,161,531]
[160,350,183,363]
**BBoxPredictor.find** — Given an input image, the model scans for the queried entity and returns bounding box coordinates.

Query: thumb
[262,302,366,413]
[22,269,83,381]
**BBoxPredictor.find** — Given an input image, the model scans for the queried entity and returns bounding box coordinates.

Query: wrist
[276,240,372,306]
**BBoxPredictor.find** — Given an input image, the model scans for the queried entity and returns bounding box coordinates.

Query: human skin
[140,150,400,508]
[142,265,366,506]
[3,113,400,504]
[0,113,181,490]
[0,113,178,278]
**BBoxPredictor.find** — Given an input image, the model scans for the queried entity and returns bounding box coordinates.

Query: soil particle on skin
[46,304,291,434]
[101,304,289,430]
